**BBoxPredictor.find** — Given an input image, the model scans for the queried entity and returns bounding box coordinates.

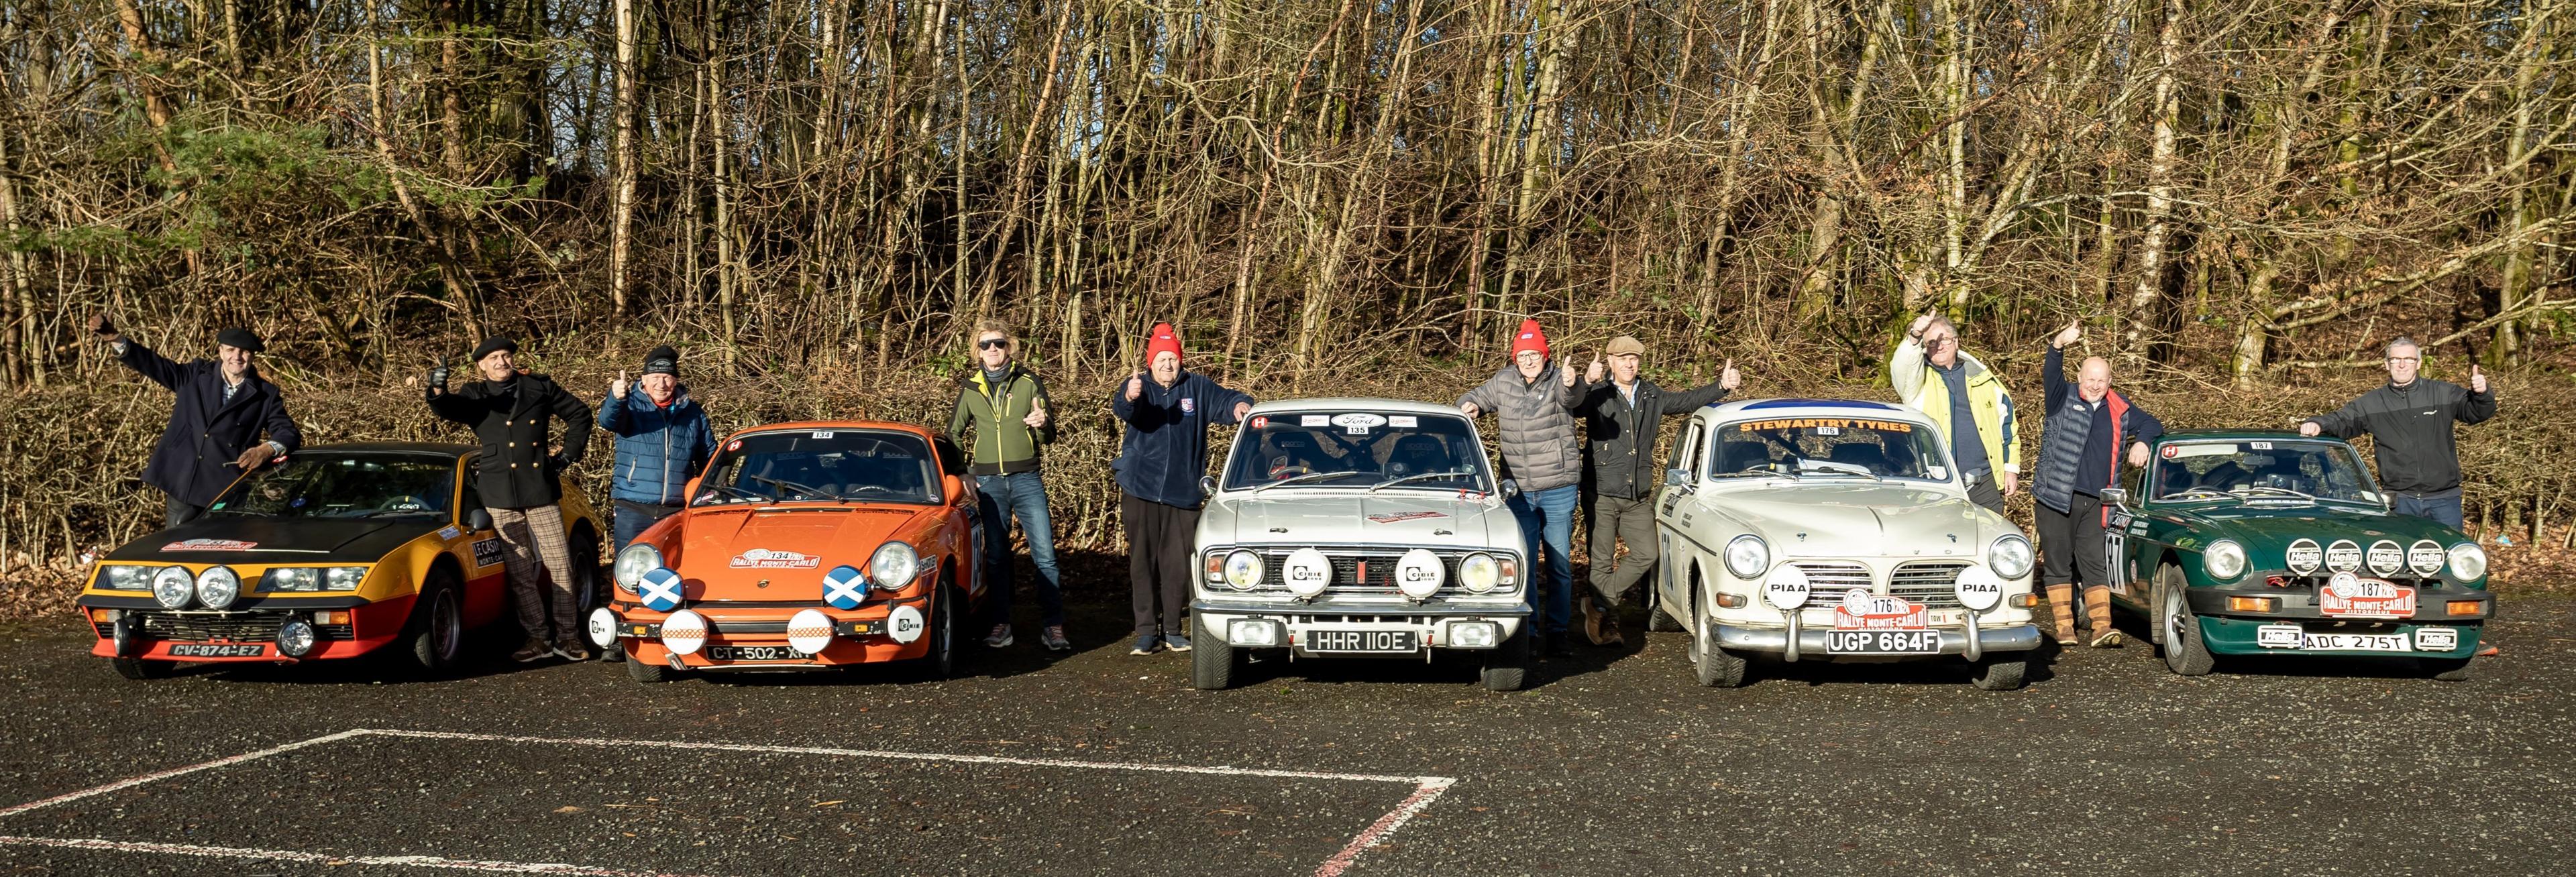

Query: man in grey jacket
[1458,318,1585,657]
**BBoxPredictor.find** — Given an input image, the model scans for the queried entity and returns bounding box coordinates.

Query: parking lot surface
[4,597,2572,875]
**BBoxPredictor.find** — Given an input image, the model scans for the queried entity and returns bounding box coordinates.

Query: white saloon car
[1190,398,1532,691]
[1652,399,2043,690]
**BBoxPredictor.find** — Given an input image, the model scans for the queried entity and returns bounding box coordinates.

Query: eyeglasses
[977,338,1009,351]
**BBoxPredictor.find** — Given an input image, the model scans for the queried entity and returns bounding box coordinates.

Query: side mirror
[1499,479,1521,500]
[1200,475,1218,496]
[944,473,965,503]
[2098,487,2129,508]
[464,508,494,532]
[1666,468,1694,492]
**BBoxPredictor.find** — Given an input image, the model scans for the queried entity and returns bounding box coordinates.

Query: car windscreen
[2149,439,2377,503]
[1709,416,1950,481]
[1222,412,1492,492]
[207,453,455,520]
[694,429,939,506]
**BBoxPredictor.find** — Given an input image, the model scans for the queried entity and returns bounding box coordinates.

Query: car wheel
[1970,657,2027,691]
[570,528,604,635]
[109,656,173,681]
[407,569,466,675]
[1692,607,1749,688]
[1191,616,1237,691]
[2421,656,2474,681]
[1481,626,1528,692]
[2158,565,2214,676]
[625,652,670,683]
[916,583,960,680]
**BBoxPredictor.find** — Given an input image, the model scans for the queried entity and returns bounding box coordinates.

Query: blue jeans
[2392,491,2466,530]
[1508,484,1579,635]
[978,472,1065,628]
[612,502,678,550]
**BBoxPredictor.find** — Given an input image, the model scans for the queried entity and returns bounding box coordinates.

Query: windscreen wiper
[1368,470,1474,493]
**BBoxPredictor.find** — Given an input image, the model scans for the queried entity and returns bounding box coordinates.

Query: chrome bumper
[1713,622,2043,661]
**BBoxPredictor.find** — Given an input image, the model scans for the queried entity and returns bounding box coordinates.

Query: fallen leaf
[555,806,585,813]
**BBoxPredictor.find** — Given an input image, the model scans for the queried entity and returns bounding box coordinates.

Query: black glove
[547,453,572,471]
[428,364,449,386]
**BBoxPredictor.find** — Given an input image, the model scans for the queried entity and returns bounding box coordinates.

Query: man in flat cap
[1568,335,1739,646]
[599,345,714,550]
[89,314,302,527]
[413,337,596,662]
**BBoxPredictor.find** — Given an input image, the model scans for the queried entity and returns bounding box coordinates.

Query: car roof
[1247,397,1470,417]
[724,420,936,442]
[2154,429,2316,443]
[298,442,473,456]
[1701,397,1928,422]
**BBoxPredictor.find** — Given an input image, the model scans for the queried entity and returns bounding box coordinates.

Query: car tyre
[110,656,174,681]
[1191,616,1237,691]
[2421,656,2473,681]
[914,582,961,680]
[625,651,670,683]
[2157,565,2214,676]
[1480,627,1528,692]
[406,569,466,675]
[1970,657,2027,691]
[1691,603,1750,688]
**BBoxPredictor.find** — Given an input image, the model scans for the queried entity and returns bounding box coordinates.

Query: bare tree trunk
[610,0,639,318]
[2124,0,2183,359]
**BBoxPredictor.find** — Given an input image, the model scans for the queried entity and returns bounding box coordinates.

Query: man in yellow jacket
[1889,312,2019,514]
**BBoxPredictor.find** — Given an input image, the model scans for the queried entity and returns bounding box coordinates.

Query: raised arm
[113,339,195,392]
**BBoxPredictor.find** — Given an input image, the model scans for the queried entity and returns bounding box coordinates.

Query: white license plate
[1305,630,1417,653]
[2414,628,2459,651]
[169,643,266,658]
[2257,625,2411,652]
[1825,630,1941,654]
[705,644,808,661]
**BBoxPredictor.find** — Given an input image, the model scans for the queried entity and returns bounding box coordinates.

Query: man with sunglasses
[2299,337,2497,530]
[1890,312,2019,514]
[949,320,1068,652]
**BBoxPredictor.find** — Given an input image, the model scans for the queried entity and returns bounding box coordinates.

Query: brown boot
[2047,584,2078,645]
[2084,585,2123,647]
[1595,597,1626,646]
[1579,595,1609,645]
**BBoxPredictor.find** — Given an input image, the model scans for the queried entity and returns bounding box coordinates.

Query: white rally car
[1651,399,2043,690]
[1189,398,1532,691]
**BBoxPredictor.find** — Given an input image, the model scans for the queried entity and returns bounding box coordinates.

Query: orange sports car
[590,421,985,682]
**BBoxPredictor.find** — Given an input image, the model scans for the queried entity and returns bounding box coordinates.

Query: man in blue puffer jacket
[597,345,716,550]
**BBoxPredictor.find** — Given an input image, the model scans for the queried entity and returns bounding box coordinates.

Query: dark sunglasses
[977,338,1010,351]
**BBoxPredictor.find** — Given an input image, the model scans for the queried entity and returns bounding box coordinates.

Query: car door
[1656,419,1709,616]
[455,457,511,626]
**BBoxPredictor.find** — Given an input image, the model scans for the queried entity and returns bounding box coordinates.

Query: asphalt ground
[3,595,2573,876]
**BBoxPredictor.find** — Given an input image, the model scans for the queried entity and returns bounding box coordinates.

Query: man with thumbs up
[1458,318,1587,656]
[1566,336,1737,646]
[597,345,714,550]
[1110,322,1254,656]
[2299,337,2498,530]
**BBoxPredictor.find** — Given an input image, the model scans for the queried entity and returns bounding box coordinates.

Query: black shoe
[1548,634,1576,658]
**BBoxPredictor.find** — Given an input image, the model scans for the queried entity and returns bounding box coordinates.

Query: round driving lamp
[151,566,195,609]
[276,617,318,657]
[195,565,243,610]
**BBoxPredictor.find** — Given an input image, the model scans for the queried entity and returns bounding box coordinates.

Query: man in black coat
[89,314,302,527]
[1568,335,1738,646]
[414,337,596,662]
[2300,336,2498,530]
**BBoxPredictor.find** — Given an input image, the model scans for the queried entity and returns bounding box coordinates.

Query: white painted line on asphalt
[0,727,372,818]
[0,835,718,877]
[0,727,1461,876]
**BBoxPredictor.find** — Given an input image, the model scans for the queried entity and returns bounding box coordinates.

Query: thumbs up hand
[2051,318,2082,350]
[2471,364,2488,394]
[1585,351,1605,385]
[1719,359,1741,391]
[1126,372,1145,402]
[612,370,631,400]
[1558,355,1577,389]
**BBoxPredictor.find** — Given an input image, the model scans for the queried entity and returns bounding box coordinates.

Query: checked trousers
[490,505,580,642]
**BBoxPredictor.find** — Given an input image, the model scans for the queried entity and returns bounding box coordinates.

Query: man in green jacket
[1890,312,2021,514]
[949,321,1069,652]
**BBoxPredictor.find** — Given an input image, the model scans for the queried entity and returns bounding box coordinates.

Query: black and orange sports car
[76,443,606,679]
[592,421,984,682]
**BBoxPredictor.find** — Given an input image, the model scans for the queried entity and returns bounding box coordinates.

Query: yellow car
[76,443,606,679]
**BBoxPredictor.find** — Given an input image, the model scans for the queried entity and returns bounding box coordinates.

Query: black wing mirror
[464,508,494,531]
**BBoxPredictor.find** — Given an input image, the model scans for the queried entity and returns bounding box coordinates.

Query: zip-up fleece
[2305,377,2497,493]
[1109,370,1254,509]
[596,386,715,506]
[947,364,1056,475]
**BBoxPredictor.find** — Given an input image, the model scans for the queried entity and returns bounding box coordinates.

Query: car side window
[460,458,486,522]
[1681,422,1708,479]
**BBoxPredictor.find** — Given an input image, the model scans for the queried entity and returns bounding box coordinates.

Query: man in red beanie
[1458,318,1585,658]
[1110,322,1254,656]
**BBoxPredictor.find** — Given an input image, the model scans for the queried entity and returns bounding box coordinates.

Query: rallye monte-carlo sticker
[732,548,824,569]
[161,538,259,552]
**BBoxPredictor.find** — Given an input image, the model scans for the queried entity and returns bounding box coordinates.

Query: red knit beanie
[1509,318,1550,359]
[1146,322,1185,365]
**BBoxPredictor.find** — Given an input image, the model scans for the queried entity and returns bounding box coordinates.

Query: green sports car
[2100,430,2491,681]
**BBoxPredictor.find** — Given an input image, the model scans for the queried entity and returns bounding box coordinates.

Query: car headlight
[1724,535,1768,580]
[614,543,664,592]
[151,566,195,609]
[2204,540,2247,581]
[262,567,370,593]
[2448,542,2488,582]
[1224,550,1267,591]
[1987,534,2034,581]
[869,542,921,589]
[196,565,242,609]
[1459,553,1500,593]
[97,564,154,591]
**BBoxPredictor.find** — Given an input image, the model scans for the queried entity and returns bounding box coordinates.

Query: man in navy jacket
[1109,323,1252,656]
[598,345,715,550]
[89,314,301,526]
[2032,320,2163,647]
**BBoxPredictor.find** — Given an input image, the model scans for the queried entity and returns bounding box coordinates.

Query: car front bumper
[1711,622,2044,662]
[1191,600,1532,658]
[605,596,934,670]
[2197,615,2483,659]
[77,595,414,664]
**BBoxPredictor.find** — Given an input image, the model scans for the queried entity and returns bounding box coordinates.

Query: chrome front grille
[1888,561,1969,609]
[1790,561,1872,595]
[1257,548,1466,597]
